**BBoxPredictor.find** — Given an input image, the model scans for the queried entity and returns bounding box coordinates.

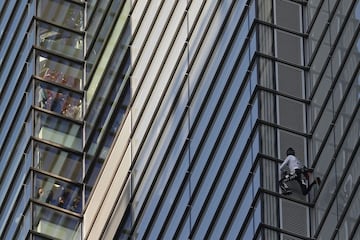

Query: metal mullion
[33,75,84,95]
[312,136,360,236]
[34,17,84,36]
[307,0,358,99]
[31,137,83,156]
[32,168,83,187]
[262,223,314,240]
[0,169,32,240]
[329,177,360,240]
[83,1,190,233]
[34,46,84,65]
[310,64,359,168]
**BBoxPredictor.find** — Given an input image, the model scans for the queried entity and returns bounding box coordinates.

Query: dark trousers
[295,169,315,195]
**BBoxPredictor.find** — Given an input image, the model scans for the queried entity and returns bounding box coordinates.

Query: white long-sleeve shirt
[279,155,301,174]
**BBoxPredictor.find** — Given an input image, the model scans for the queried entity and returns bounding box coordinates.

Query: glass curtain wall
[30,0,85,239]
[257,0,310,238]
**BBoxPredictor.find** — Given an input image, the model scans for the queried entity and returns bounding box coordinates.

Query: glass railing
[34,141,83,182]
[34,110,82,151]
[33,204,81,239]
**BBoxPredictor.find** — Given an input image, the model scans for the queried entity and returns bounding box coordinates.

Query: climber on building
[279,147,321,195]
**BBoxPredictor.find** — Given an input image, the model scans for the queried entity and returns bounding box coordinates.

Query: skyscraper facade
[1,0,131,239]
[1,0,359,240]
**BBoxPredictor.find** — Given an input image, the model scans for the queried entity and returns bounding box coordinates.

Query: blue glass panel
[0,39,33,122]
[226,179,254,239]
[0,1,27,61]
[1,178,31,239]
[248,0,256,24]
[0,155,31,234]
[0,1,19,56]
[0,69,32,148]
[0,121,32,207]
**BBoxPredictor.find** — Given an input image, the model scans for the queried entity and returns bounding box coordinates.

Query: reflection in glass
[34,111,82,151]
[34,141,82,182]
[35,80,82,120]
[36,52,83,90]
[38,0,84,30]
[33,203,81,239]
[38,21,83,58]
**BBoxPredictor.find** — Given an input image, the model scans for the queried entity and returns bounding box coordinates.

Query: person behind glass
[38,85,48,109]
[46,190,54,204]
[58,196,65,208]
[36,187,45,202]
[70,196,81,213]
[279,147,321,195]
[58,189,70,208]
[51,92,64,113]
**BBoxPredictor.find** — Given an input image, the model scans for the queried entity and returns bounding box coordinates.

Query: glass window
[34,110,82,151]
[86,0,128,71]
[278,130,306,163]
[276,63,304,98]
[0,1,29,73]
[275,30,303,65]
[275,0,301,31]
[36,51,83,90]
[33,204,81,239]
[34,172,82,213]
[0,120,32,210]
[34,141,83,182]
[37,0,84,30]
[0,153,31,231]
[277,96,305,132]
[336,187,360,239]
[1,177,31,240]
[13,205,31,240]
[35,80,82,120]
[37,21,84,59]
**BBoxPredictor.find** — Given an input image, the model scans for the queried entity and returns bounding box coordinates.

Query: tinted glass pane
[275,0,301,31]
